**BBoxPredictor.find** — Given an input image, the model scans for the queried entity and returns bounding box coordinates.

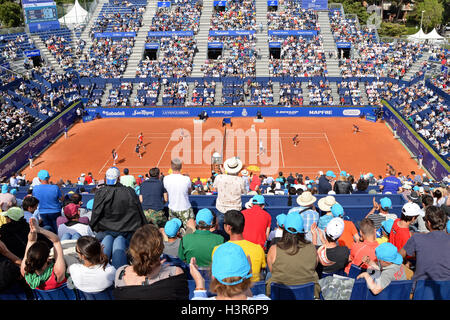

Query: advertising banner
[268,30,318,37]
[382,100,449,180]
[94,32,136,38]
[302,0,328,10]
[147,31,194,37]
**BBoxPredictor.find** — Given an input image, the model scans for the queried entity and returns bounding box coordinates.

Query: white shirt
[68,263,116,293]
[163,173,192,211]
[57,222,95,239]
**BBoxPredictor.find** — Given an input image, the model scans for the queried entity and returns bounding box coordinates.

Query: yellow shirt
[212,240,266,282]
[376,236,389,245]
[0,214,6,227]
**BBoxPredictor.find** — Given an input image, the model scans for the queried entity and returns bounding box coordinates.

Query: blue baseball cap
[10,188,17,196]
[276,214,287,227]
[284,213,304,234]
[331,203,344,217]
[105,167,120,185]
[447,220,450,234]
[196,208,214,226]
[381,219,394,235]
[212,242,252,286]
[251,195,265,205]
[326,171,336,178]
[380,197,392,209]
[375,243,403,265]
[318,214,333,230]
[86,199,94,211]
[164,218,182,238]
[413,186,420,191]
[340,171,347,177]
[38,170,50,180]
[1,184,8,194]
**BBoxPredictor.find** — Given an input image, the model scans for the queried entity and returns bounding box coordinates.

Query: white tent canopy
[407,28,427,41]
[59,0,88,27]
[425,28,445,41]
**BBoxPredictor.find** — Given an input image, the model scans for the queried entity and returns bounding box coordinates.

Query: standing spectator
[114,224,188,300]
[356,242,407,295]
[32,170,64,233]
[90,167,147,269]
[389,202,421,252]
[400,206,450,282]
[313,217,350,274]
[213,210,266,282]
[287,191,319,241]
[119,168,136,188]
[190,243,270,300]
[139,167,168,228]
[68,236,116,293]
[241,169,250,193]
[249,172,261,193]
[318,171,335,194]
[242,195,272,250]
[163,158,194,233]
[286,173,296,187]
[163,218,182,258]
[20,218,67,291]
[344,218,378,274]
[9,173,18,188]
[380,169,402,194]
[57,203,95,241]
[266,213,320,298]
[333,171,353,194]
[213,157,246,230]
[365,197,398,230]
[178,208,224,267]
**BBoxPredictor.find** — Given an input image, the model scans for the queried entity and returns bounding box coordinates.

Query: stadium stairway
[77,0,108,61]
[273,81,280,105]
[29,34,64,73]
[359,81,369,105]
[215,81,223,104]
[123,1,157,78]
[186,81,195,104]
[329,82,340,103]
[101,83,112,106]
[301,82,310,105]
[317,11,340,77]
[191,0,214,78]
[255,0,270,77]
[157,82,165,106]
[403,51,432,81]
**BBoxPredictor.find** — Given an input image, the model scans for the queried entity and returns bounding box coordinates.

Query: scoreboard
[25,5,58,24]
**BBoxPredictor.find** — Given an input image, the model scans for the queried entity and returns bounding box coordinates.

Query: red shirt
[242,205,272,249]
[389,218,411,251]
[84,175,93,184]
[249,175,261,191]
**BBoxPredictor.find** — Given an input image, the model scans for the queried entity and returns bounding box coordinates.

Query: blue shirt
[381,176,402,194]
[140,178,166,211]
[23,210,41,223]
[32,184,62,214]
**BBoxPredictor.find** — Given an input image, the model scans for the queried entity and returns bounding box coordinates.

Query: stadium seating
[78,286,115,300]
[350,279,413,300]
[269,282,316,300]
[412,280,450,300]
[33,283,79,300]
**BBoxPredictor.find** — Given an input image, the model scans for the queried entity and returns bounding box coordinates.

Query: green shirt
[120,175,136,188]
[178,230,224,267]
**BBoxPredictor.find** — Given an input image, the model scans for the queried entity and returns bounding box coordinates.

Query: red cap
[64,203,80,219]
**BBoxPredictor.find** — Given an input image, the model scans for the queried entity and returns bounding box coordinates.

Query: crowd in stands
[278,81,303,106]
[0,157,449,300]
[268,35,327,77]
[150,0,203,34]
[0,103,38,150]
[267,5,319,31]
[190,80,216,106]
[210,0,256,31]
[306,79,334,106]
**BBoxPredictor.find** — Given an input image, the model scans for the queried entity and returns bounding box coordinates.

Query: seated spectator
[400,206,450,282]
[242,195,272,250]
[57,203,95,241]
[330,203,360,248]
[376,219,394,245]
[357,242,407,295]
[213,210,266,282]
[163,218,182,258]
[0,239,23,293]
[345,218,378,274]
[57,193,90,228]
[318,171,335,194]
[389,202,421,252]
[0,184,17,212]
[266,213,320,298]
[287,191,319,242]
[333,171,353,194]
[178,208,224,267]
[365,197,398,230]
[190,243,270,300]
[267,214,286,249]
[68,236,116,293]
[314,217,350,275]
[20,218,67,290]
[114,224,188,300]
[0,207,32,259]
[21,196,41,225]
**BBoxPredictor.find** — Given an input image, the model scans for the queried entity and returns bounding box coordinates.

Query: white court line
[98,133,130,174]
[279,137,285,168]
[324,133,341,172]
[156,137,172,167]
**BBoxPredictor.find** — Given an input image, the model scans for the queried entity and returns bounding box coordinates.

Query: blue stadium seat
[412,280,450,300]
[250,281,267,296]
[350,279,413,300]
[0,282,31,300]
[270,282,315,300]
[347,264,364,279]
[33,283,78,300]
[78,286,114,300]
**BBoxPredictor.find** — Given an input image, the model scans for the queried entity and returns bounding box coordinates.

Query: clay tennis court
[20,117,425,182]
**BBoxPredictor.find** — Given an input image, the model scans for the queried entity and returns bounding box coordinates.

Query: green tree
[378,22,408,37]
[0,2,23,27]
[334,0,370,24]
[410,0,444,32]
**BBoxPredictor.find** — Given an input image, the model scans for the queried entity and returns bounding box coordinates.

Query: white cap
[105,167,120,185]
[401,202,422,217]
[326,217,345,241]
